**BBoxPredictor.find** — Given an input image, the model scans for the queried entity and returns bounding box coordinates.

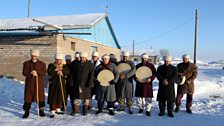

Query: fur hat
[102,54,110,59]
[163,56,172,61]
[141,53,149,59]
[80,52,88,58]
[182,54,190,59]
[92,51,99,57]
[109,54,116,59]
[30,49,40,57]
[55,53,64,60]
[122,51,130,57]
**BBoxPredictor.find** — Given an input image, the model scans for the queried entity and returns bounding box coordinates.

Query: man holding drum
[175,54,198,114]
[134,53,156,116]
[116,51,136,114]
[156,56,177,117]
[94,54,119,115]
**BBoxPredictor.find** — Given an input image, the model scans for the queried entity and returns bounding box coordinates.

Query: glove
[109,80,116,85]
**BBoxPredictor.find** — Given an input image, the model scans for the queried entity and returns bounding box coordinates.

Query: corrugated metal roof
[0,13,106,30]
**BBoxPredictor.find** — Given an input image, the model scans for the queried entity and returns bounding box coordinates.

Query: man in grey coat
[95,54,119,115]
[116,51,136,114]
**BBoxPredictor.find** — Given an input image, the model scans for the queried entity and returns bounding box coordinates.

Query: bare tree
[159,49,170,57]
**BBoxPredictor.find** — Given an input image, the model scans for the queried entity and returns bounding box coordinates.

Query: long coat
[95,62,119,102]
[156,64,177,103]
[176,62,198,95]
[70,60,94,99]
[22,60,46,103]
[116,60,136,99]
[134,62,156,98]
[47,63,70,105]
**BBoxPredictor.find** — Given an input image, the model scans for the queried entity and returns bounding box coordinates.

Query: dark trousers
[65,84,74,109]
[159,100,174,113]
[176,93,193,109]
[23,102,45,111]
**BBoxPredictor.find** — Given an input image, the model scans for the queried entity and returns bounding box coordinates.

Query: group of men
[22,49,197,119]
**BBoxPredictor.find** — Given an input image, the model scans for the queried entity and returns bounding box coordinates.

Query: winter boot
[146,111,151,116]
[71,105,79,116]
[117,106,125,111]
[95,109,103,114]
[83,105,88,115]
[138,109,143,113]
[175,107,180,112]
[186,108,192,114]
[108,109,115,116]
[128,107,133,114]
[56,108,64,115]
[39,109,45,117]
[50,111,56,118]
[22,110,29,119]
[158,111,165,116]
[168,111,174,117]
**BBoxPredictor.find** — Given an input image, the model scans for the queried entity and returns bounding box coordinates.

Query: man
[156,56,177,117]
[109,53,118,65]
[47,53,70,118]
[116,51,136,114]
[22,49,46,118]
[95,54,119,115]
[134,53,156,116]
[89,51,101,109]
[70,52,94,116]
[74,51,80,62]
[175,54,198,114]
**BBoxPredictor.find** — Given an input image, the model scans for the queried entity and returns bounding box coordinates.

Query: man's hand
[146,78,151,83]
[163,79,168,85]
[109,80,116,85]
[57,71,63,76]
[31,70,38,76]
[120,73,126,79]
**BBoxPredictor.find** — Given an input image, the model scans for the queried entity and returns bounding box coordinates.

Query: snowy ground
[0,65,224,126]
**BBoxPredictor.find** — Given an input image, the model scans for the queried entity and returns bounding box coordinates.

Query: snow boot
[39,110,45,117]
[168,111,174,117]
[186,108,192,114]
[55,108,64,115]
[128,107,133,114]
[146,111,151,116]
[138,109,143,113]
[109,109,115,116]
[175,107,180,112]
[95,109,103,114]
[50,111,56,118]
[71,105,79,116]
[83,105,88,115]
[22,110,29,119]
[159,111,165,116]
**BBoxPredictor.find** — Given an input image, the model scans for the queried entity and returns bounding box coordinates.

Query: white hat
[55,53,64,60]
[163,56,172,61]
[30,49,40,57]
[80,52,88,58]
[92,51,99,57]
[102,54,110,59]
[65,55,71,60]
[122,51,130,57]
[182,54,190,59]
[141,53,149,59]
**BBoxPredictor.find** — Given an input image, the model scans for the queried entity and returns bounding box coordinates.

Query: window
[71,42,76,51]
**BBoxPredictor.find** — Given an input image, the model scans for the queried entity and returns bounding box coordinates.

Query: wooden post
[132,39,135,61]
[28,0,30,18]
[194,9,198,65]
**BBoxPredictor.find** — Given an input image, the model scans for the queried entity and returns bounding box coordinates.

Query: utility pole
[194,9,198,64]
[28,0,30,18]
[132,39,135,61]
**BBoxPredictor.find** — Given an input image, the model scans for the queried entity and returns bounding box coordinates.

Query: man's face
[92,56,98,61]
[81,57,87,63]
[75,57,80,61]
[31,55,38,62]
[66,60,71,64]
[55,59,62,64]
[164,60,171,66]
[183,58,189,63]
[141,58,148,63]
[123,56,129,61]
[102,58,109,64]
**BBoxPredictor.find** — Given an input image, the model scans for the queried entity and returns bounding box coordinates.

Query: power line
[121,17,193,48]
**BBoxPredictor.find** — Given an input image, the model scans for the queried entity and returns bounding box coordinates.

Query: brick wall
[0,35,121,81]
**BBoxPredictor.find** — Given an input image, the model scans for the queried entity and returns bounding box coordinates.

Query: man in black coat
[156,56,177,117]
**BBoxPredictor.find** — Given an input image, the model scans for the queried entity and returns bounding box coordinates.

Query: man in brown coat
[22,49,46,118]
[175,54,198,114]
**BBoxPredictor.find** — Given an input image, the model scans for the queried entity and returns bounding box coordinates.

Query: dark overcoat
[70,60,94,99]
[22,60,46,103]
[47,63,70,105]
[134,62,156,98]
[156,64,177,103]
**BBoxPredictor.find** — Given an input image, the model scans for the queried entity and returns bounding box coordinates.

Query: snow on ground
[0,65,224,126]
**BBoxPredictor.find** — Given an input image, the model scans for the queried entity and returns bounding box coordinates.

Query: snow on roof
[0,13,106,30]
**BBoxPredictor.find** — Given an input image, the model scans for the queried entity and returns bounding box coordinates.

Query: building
[0,13,121,81]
